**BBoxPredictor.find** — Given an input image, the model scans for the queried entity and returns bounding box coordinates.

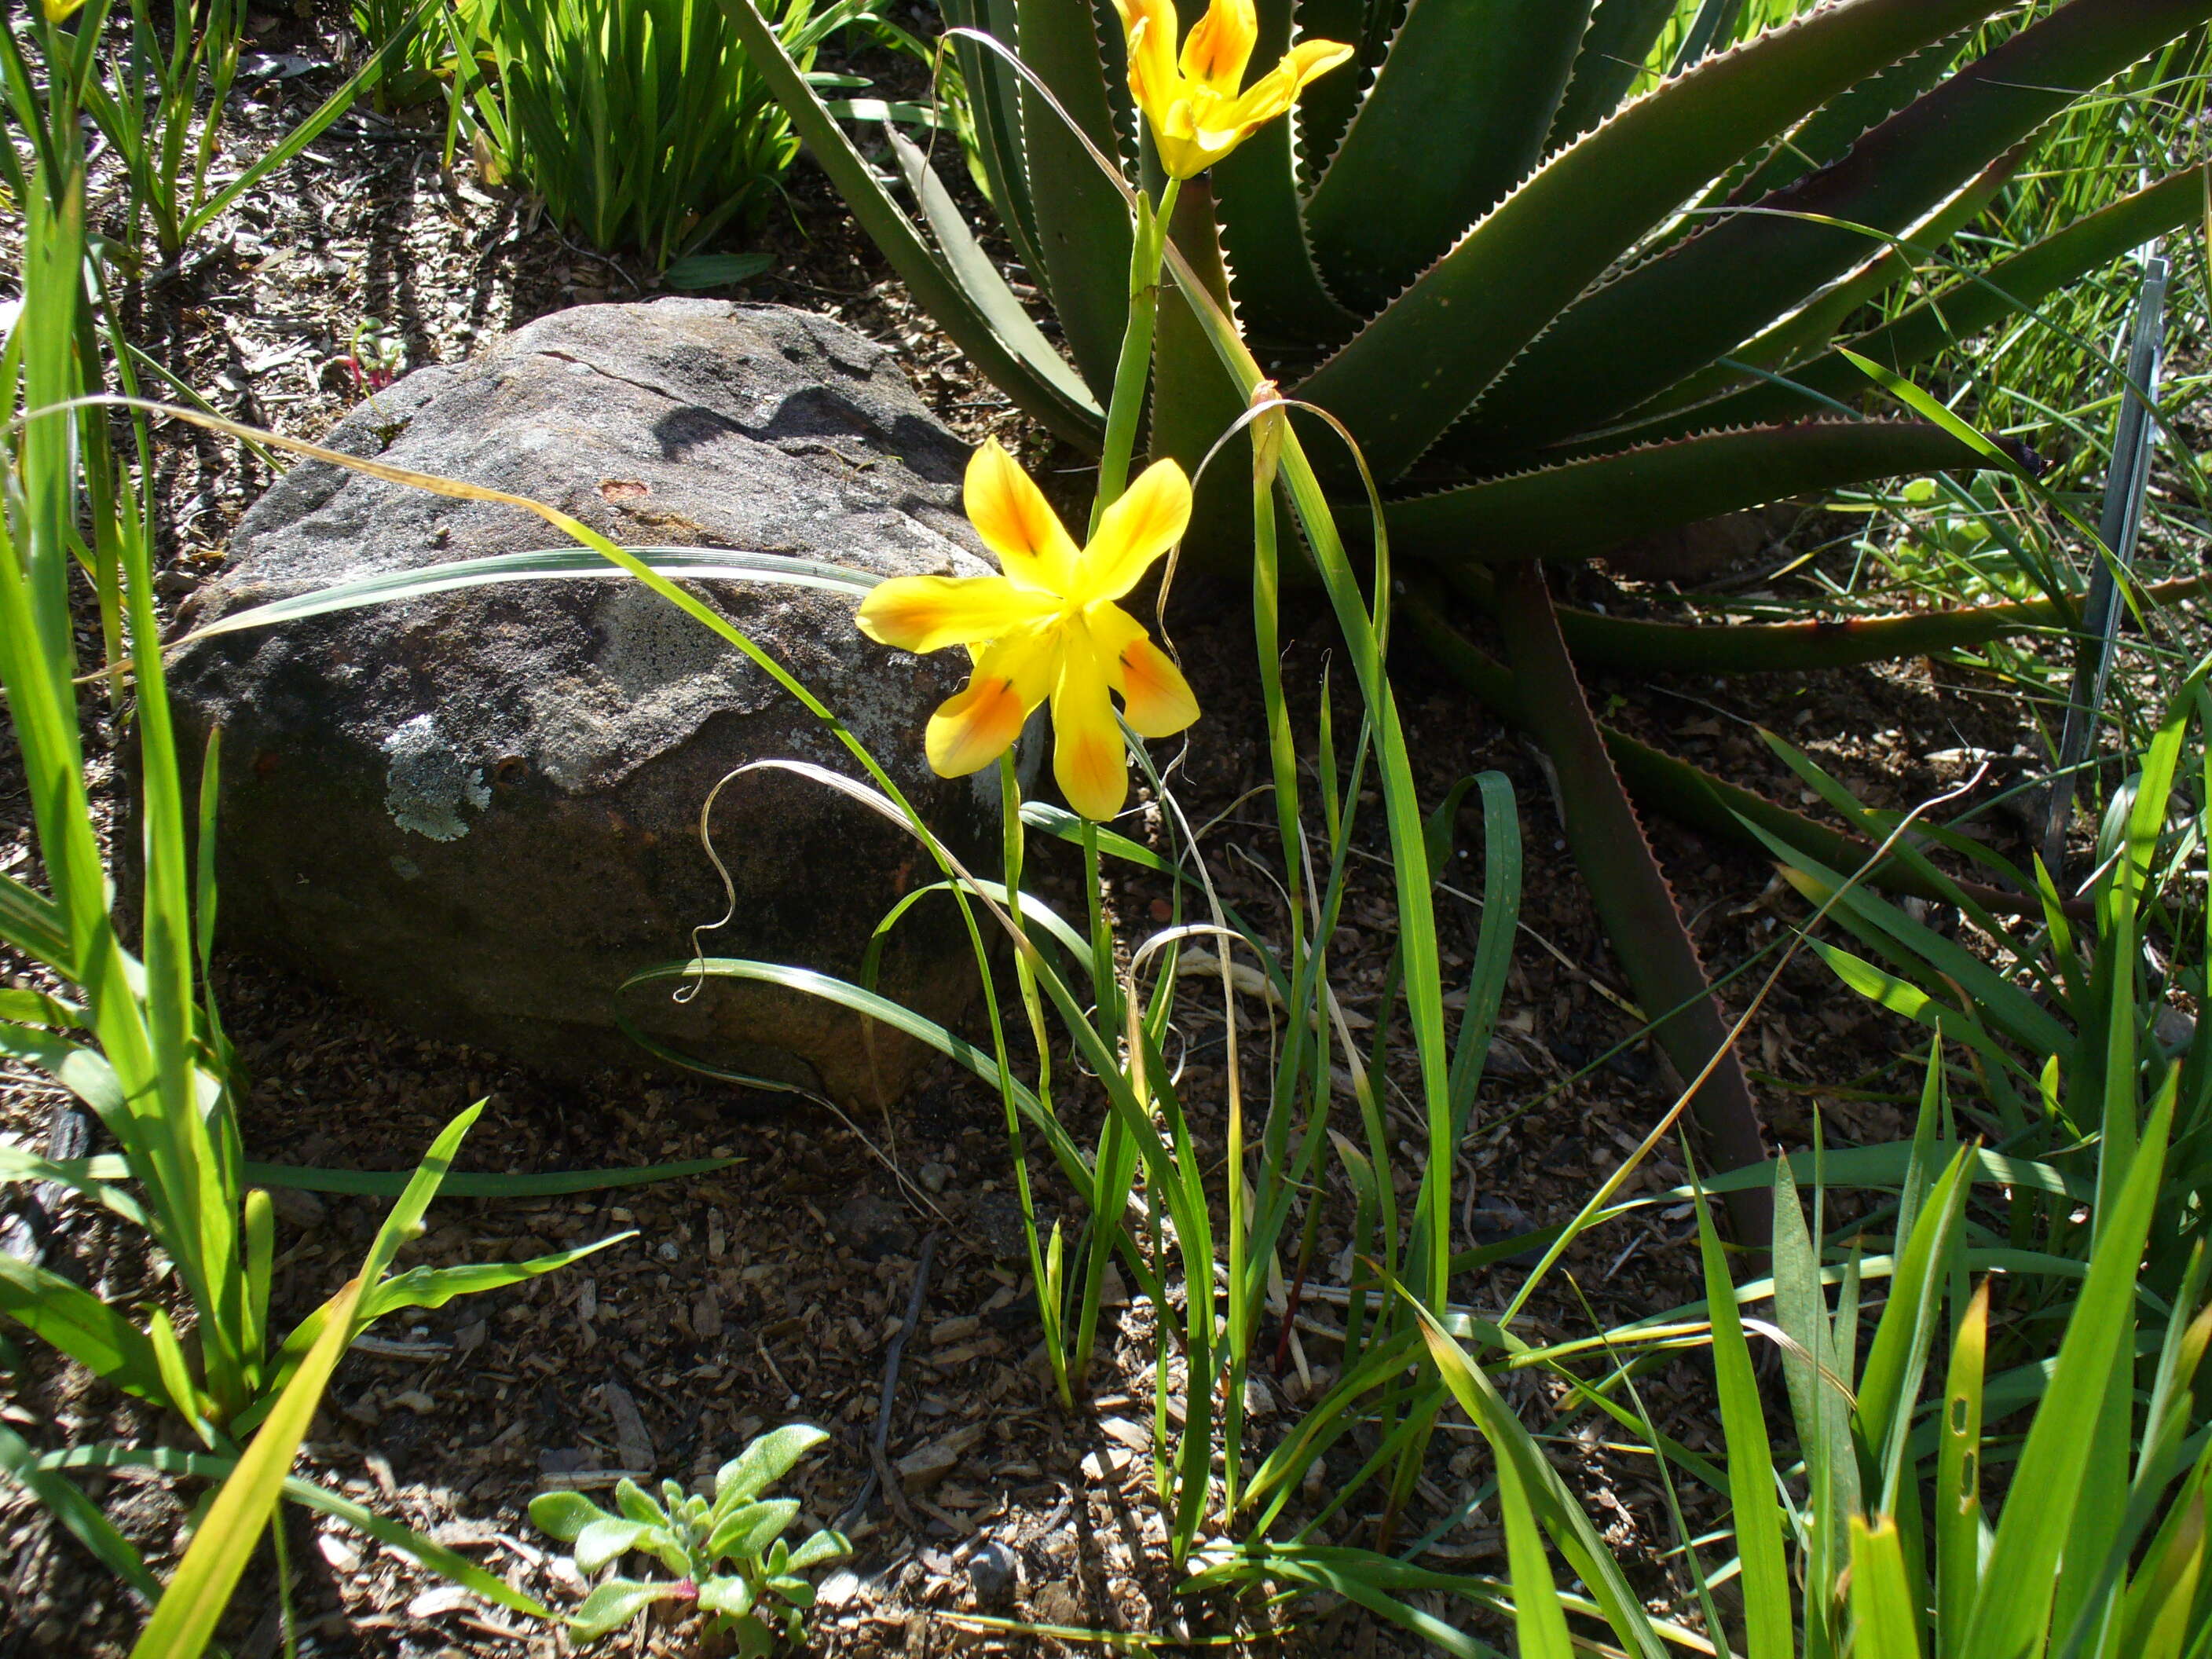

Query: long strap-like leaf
[707,0,1104,446]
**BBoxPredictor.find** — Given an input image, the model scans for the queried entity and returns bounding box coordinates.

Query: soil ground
[2,9,2207,1657]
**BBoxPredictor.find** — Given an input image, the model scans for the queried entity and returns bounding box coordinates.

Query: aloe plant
[720,0,2203,551]
[711,0,2210,1190]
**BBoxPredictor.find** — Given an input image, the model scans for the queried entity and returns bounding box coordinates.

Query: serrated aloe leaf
[1465,0,2212,452]
[1152,181,1253,566]
[706,0,1104,447]
[1287,0,1368,174]
[1492,565,1769,1231]
[1546,0,1675,152]
[713,1424,830,1507]
[1386,419,1996,565]
[1208,0,1357,342]
[1626,163,2207,443]
[1399,586,2048,916]
[1016,0,1134,401]
[1295,0,2006,482]
[1637,140,2023,424]
[1305,0,1594,313]
[1723,24,1969,205]
[1541,569,2208,676]
[528,1489,608,1543]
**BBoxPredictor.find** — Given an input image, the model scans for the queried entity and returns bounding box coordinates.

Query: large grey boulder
[170,298,999,1104]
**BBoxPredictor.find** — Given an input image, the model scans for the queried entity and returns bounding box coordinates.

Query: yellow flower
[857,440,1200,822]
[1109,0,1353,180]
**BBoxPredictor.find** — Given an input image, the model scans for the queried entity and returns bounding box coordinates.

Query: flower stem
[999,753,1071,1405]
[1091,176,1181,533]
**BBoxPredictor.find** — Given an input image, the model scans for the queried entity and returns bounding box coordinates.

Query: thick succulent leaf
[1545,0,1675,151]
[1289,0,1381,179]
[786,1529,851,1572]
[1402,585,2069,917]
[1461,0,2212,453]
[884,126,1097,416]
[574,1517,654,1574]
[1304,0,1595,313]
[569,1578,686,1641]
[1633,140,2023,425]
[1722,24,1969,204]
[1385,419,2000,565]
[709,1498,801,1563]
[1548,569,2209,676]
[936,0,1046,277]
[707,0,1104,446]
[1208,0,1358,342]
[714,1424,830,1509]
[1618,163,2206,445]
[1017,0,1135,401]
[529,1490,610,1543]
[1152,181,1254,566]
[1492,566,1770,1235]
[1295,0,2007,483]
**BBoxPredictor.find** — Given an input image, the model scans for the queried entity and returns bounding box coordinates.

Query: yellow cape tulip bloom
[857,440,1200,822]
[1110,0,1352,181]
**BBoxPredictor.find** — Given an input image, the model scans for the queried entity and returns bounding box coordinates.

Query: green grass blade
[127,1278,362,1659]
[1934,1280,1988,1654]
[0,1426,159,1602]
[1850,1514,1926,1659]
[1693,1174,1791,1659]
[1962,1076,2179,1655]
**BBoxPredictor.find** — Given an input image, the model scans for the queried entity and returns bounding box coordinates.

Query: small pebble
[917,1162,951,1196]
[965,1540,1018,1602]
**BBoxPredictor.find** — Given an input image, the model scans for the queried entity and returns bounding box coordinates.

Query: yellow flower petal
[965,439,1080,593]
[925,626,1060,777]
[1118,638,1199,738]
[857,574,1058,654]
[1180,0,1257,97]
[1072,458,1190,604]
[1086,602,1198,737]
[1215,38,1353,132]
[1050,626,1128,821]
[1112,0,1181,143]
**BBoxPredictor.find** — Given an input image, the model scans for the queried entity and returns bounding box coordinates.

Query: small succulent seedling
[529,1424,848,1654]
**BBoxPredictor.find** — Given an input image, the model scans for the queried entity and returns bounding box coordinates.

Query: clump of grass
[452,0,918,270]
